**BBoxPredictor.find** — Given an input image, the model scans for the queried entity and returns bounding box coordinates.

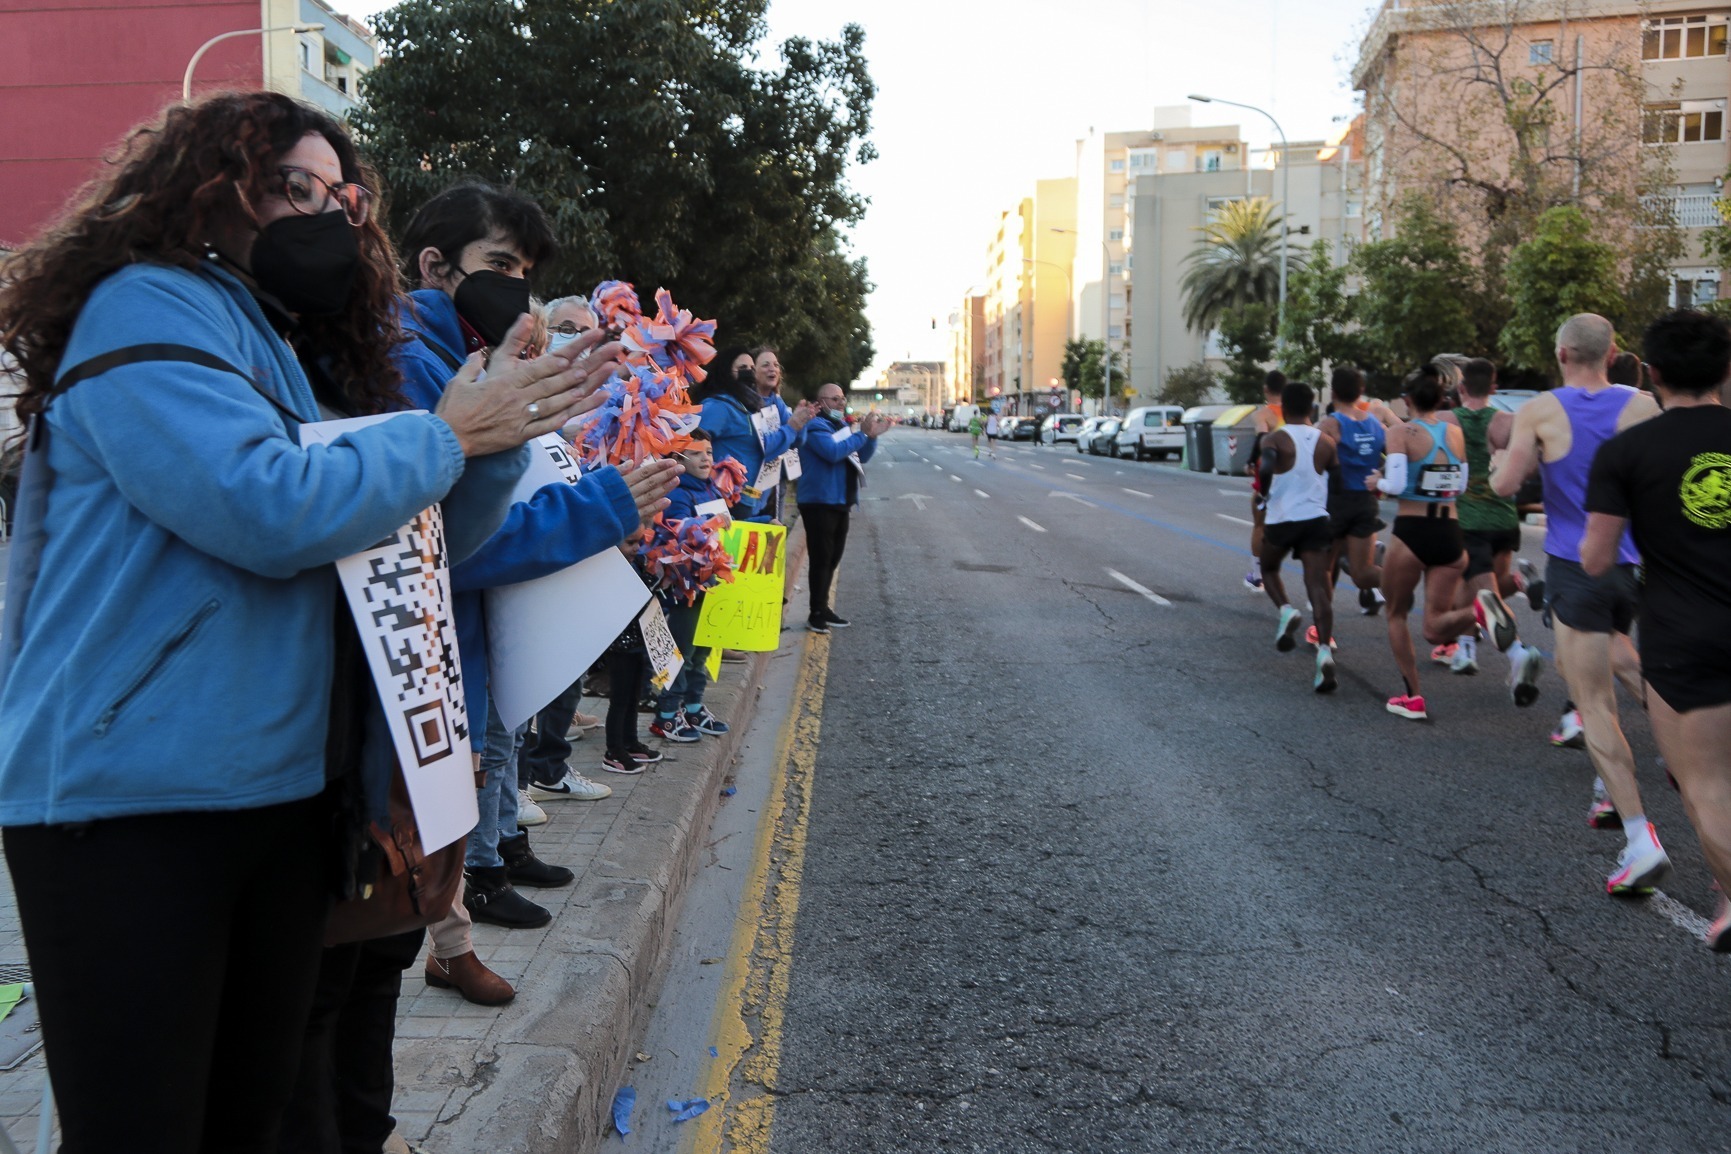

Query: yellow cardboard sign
[692,522,786,651]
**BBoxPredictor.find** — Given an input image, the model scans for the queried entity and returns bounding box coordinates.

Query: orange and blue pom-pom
[638,513,736,604]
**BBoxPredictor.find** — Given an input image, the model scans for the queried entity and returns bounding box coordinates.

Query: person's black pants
[277,928,425,1154]
[606,648,647,752]
[4,794,331,1154]
[800,503,850,618]
[518,679,582,789]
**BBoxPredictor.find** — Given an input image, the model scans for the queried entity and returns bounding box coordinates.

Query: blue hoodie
[665,471,725,522]
[396,289,640,714]
[796,414,877,507]
[699,392,801,517]
[0,261,495,825]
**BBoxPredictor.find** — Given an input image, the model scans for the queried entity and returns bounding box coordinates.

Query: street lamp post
[184,23,326,101]
[1050,228,1113,417]
[1189,93,1290,348]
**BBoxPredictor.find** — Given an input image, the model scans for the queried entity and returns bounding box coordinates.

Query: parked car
[1073,417,1108,454]
[1114,405,1187,460]
[1040,413,1086,445]
[1086,417,1122,455]
[1008,416,1040,441]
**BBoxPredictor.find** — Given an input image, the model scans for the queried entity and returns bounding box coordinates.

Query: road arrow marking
[1122,487,1152,498]
[1050,490,1097,508]
[974,489,990,498]
[899,494,932,511]
[1106,567,1173,606]
[1018,516,1046,532]
[1217,513,1254,526]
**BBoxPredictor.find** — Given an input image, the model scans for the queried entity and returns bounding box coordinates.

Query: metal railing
[1642,192,1725,228]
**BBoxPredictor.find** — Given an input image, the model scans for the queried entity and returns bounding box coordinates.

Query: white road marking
[1105,567,1173,606]
[974,489,991,499]
[1017,516,1047,532]
[1218,488,1246,497]
[1028,463,1046,471]
[1649,890,1713,941]
[1114,470,1124,475]
[1217,513,1255,527]
[1050,491,1097,508]
[933,464,943,471]
[950,474,962,482]
[1065,473,1086,481]
[899,493,931,511]
[1122,488,1153,498]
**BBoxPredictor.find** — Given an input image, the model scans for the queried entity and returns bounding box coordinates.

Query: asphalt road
[754,428,1731,1153]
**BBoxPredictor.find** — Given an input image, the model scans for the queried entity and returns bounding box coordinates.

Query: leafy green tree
[1216,304,1276,405]
[1158,361,1217,408]
[1499,205,1625,376]
[1178,198,1300,333]
[351,0,876,389]
[1348,197,1479,382]
[1061,338,1126,403]
[1277,239,1362,381]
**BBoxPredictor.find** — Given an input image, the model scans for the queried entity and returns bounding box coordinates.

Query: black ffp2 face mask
[453,268,532,347]
[249,209,359,317]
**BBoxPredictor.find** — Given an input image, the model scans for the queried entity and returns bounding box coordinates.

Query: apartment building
[979,178,1077,413]
[1353,0,1728,306]
[945,295,986,408]
[863,361,945,414]
[0,0,375,246]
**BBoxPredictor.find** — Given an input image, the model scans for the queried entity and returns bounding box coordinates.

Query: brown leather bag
[324,762,464,946]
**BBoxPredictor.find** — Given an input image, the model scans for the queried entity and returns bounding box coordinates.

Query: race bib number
[1417,464,1463,498]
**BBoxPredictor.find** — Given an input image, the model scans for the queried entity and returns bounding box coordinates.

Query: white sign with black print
[639,601,685,694]
[832,425,866,477]
[751,405,784,492]
[484,433,652,731]
[300,413,478,853]
[694,499,731,520]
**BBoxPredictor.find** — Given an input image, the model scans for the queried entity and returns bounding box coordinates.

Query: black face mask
[249,210,359,317]
[734,365,756,387]
[453,268,532,347]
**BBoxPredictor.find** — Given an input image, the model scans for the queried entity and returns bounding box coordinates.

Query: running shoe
[1358,587,1384,616]
[1244,569,1264,592]
[1450,644,1479,675]
[1304,625,1338,648]
[1551,708,1586,749]
[1374,540,1387,568]
[1606,826,1670,896]
[627,744,663,765]
[1473,589,1518,653]
[1509,645,1544,708]
[1707,890,1731,952]
[1587,790,1619,830]
[517,790,549,826]
[529,770,613,801]
[1276,605,1302,652]
[1430,643,1458,665]
[1314,646,1338,694]
[649,714,701,743]
[1386,694,1428,720]
[1517,557,1545,608]
[822,609,851,628]
[601,750,645,775]
[684,705,730,736]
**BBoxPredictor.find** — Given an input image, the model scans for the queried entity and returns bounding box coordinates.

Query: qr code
[539,434,582,483]
[357,506,470,767]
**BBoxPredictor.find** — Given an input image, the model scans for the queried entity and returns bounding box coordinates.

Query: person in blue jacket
[752,344,800,520]
[696,346,813,519]
[647,429,733,744]
[798,383,891,632]
[393,182,680,930]
[0,93,593,1154]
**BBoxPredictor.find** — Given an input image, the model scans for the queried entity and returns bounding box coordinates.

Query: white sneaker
[1606,825,1670,896]
[530,770,613,801]
[1450,643,1479,675]
[517,790,548,826]
[1508,644,1544,708]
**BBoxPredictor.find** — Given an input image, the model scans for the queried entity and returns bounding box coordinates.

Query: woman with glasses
[0,92,601,1153]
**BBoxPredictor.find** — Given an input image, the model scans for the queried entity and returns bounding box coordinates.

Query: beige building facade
[979,179,1076,412]
[945,295,986,408]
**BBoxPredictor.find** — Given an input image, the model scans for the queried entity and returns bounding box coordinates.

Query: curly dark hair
[1,91,405,423]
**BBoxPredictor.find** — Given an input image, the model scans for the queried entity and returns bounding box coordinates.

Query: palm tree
[1178,198,1301,333]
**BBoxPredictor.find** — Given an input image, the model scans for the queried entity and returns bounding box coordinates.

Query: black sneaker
[463,865,552,928]
[807,615,831,634]
[822,609,851,627]
[627,743,663,765]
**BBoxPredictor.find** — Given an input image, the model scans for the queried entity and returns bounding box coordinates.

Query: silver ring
[527,401,541,418]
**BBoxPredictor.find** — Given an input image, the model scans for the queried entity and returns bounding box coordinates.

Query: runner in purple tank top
[1493,313,1668,898]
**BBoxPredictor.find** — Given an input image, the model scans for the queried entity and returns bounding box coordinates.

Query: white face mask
[547,331,583,356]
[823,405,846,422]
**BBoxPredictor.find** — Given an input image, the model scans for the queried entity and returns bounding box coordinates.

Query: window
[1109,159,1125,172]
[1201,151,1223,172]
[1109,325,1124,340]
[1529,41,1554,65]
[1110,294,1126,311]
[1109,194,1125,208]
[1108,229,1124,241]
[300,41,311,70]
[1643,101,1727,143]
[1643,13,1729,60]
[1109,262,1123,277]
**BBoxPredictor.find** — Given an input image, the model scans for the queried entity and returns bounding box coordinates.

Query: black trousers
[606,647,647,752]
[4,794,331,1154]
[800,503,850,617]
[277,929,425,1154]
[518,678,582,789]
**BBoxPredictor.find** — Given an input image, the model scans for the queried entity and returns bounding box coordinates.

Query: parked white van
[1113,405,1186,460]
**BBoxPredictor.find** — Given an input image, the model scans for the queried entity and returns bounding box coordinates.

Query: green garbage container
[1210,405,1260,476]
[1181,405,1231,473]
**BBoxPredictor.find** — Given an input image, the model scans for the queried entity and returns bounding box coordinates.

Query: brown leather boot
[424,950,516,1005]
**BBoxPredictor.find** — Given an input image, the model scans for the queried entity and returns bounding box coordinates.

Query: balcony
[1643,192,1726,229]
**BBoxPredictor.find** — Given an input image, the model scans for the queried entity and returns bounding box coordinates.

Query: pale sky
[340,0,1377,387]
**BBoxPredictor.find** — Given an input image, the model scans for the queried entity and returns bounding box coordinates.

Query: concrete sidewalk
[0,525,805,1154]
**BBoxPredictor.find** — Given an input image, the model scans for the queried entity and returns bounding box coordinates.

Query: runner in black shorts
[1317,366,1391,616]
[1586,308,1731,946]
[1258,383,1339,693]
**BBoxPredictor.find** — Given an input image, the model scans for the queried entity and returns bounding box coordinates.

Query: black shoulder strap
[410,330,465,374]
[56,342,301,429]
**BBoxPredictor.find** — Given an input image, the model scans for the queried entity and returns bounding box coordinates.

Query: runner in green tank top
[1439,358,1545,702]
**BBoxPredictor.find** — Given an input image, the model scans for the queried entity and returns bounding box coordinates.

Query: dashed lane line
[1217,513,1255,527]
[950,475,962,482]
[974,489,990,499]
[1028,463,1046,471]
[1218,488,1246,497]
[1122,488,1152,498]
[1105,567,1173,606]
[1065,473,1086,481]
[1018,516,1047,532]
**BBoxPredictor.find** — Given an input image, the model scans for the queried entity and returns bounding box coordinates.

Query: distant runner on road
[1258,382,1340,693]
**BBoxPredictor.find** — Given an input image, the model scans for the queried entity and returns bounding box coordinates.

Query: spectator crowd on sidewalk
[0,91,888,1154]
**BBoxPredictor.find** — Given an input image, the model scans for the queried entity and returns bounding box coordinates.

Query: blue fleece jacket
[665,471,725,521]
[796,414,877,507]
[397,289,640,715]
[699,393,801,516]
[0,261,484,825]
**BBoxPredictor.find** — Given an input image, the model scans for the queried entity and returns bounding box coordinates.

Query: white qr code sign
[640,601,684,694]
[301,414,478,852]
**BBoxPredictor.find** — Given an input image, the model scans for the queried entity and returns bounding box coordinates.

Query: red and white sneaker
[1430,643,1457,665]
[1587,794,1619,830]
[1386,694,1428,720]
[1305,626,1337,648]
[1473,589,1517,652]
[1551,708,1586,749]
[1606,824,1670,896]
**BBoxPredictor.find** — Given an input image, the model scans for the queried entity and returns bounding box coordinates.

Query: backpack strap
[56,342,302,432]
[409,330,465,374]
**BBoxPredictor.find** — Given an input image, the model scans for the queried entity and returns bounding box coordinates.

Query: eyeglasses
[549,321,596,337]
[275,166,374,227]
